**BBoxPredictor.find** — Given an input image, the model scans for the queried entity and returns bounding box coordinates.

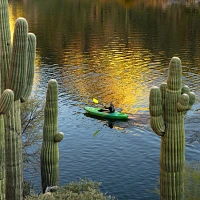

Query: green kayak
[84,106,128,120]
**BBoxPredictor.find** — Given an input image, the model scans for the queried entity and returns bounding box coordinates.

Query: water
[9,0,200,199]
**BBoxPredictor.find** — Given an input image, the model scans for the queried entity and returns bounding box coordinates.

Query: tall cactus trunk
[0,114,5,199]
[41,79,64,193]
[0,1,12,199]
[5,100,24,200]
[0,90,14,199]
[4,17,28,200]
[160,118,185,199]
[149,57,196,200]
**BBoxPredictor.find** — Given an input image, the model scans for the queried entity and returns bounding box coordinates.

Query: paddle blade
[93,98,99,104]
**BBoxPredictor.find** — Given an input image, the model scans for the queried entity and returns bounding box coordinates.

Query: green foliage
[23,181,35,198]
[26,179,115,200]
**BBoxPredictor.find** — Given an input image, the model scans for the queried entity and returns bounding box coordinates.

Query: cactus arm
[181,85,189,94]
[177,94,189,112]
[54,132,64,142]
[0,89,14,114]
[181,85,196,110]
[0,0,12,93]
[149,86,165,136]
[187,92,196,110]
[7,18,28,101]
[41,79,64,193]
[21,33,36,102]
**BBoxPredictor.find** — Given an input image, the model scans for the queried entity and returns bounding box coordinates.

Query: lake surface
[9,0,200,199]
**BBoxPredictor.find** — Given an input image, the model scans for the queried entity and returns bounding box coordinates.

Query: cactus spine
[0,1,36,198]
[41,79,64,193]
[149,57,196,200]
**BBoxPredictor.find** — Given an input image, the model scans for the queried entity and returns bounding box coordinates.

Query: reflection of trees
[116,0,200,9]
[8,0,200,68]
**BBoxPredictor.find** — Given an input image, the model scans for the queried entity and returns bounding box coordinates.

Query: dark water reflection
[9,0,200,199]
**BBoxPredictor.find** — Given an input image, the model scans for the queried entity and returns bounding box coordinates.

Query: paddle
[93,98,108,112]
[93,98,99,104]
[93,98,106,106]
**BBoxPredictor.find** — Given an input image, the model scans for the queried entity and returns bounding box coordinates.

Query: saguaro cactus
[0,1,36,199]
[41,79,64,193]
[0,4,36,198]
[0,90,13,199]
[149,57,196,200]
[4,18,36,200]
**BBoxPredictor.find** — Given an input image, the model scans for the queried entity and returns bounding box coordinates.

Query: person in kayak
[104,102,115,113]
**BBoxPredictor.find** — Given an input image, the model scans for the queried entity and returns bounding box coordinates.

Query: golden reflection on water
[62,38,152,114]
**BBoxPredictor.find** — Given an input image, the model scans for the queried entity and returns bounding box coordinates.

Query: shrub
[26,179,115,200]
